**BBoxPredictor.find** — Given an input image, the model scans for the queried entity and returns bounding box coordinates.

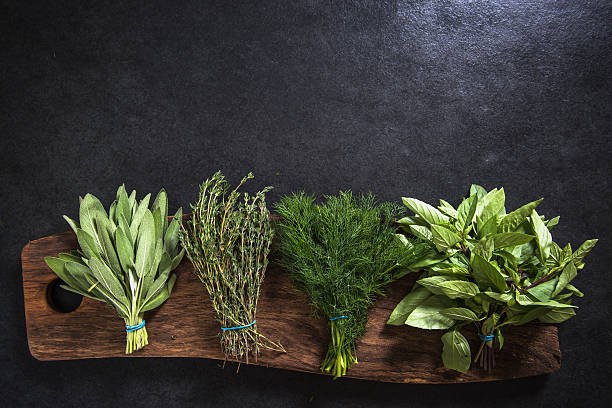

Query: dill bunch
[180,171,284,363]
[275,191,430,378]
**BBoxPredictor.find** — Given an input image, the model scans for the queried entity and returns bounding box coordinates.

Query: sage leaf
[134,210,155,278]
[130,193,151,238]
[152,188,168,235]
[115,226,135,272]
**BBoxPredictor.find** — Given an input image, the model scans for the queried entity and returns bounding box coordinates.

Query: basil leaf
[471,253,507,291]
[499,198,543,232]
[404,295,456,330]
[530,209,552,264]
[441,331,471,373]
[491,233,534,250]
[570,239,598,265]
[457,195,478,233]
[470,184,487,199]
[538,308,576,323]
[440,307,479,321]
[430,225,461,252]
[402,197,449,225]
[479,188,505,222]
[387,286,432,325]
[409,225,434,242]
[437,280,480,299]
[438,199,457,218]
[417,276,456,295]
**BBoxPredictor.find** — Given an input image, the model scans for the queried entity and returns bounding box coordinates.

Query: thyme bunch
[275,191,430,378]
[180,171,284,363]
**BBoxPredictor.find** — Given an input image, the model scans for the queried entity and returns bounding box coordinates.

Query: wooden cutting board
[21,225,561,383]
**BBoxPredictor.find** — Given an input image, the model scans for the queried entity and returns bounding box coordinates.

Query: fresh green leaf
[491,233,534,250]
[404,295,456,329]
[387,286,432,325]
[440,307,479,321]
[134,210,155,277]
[530,209,552,263]
[402,197,449,225]
[499,199,543,232]
[437,280,480,299]
[441,331,471,373]
[430,225,462,252]
[538,307,576,323]
[471,253,508,291]
[457,195,478,233]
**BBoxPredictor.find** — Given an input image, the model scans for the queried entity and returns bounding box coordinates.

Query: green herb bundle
[275,191,430,378]
[45,186,184,353]
[180,171,284,363]
[388,185,597,373]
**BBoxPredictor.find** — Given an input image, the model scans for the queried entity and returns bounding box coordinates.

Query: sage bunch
[45,186,184,353]
[180,171,284,363]
[388,185,597,373]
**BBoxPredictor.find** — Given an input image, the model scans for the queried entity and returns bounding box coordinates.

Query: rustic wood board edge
[21,223,562,384]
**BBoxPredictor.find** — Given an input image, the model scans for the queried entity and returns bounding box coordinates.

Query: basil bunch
[388,185,597,373]
[45,186,184,353]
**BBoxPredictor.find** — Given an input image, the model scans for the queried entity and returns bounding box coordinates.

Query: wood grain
[21,224,561,383]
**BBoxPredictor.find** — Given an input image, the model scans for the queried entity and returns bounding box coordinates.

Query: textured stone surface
[1,0,611,406]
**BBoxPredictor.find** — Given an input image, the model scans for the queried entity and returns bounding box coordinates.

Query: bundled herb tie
[45,186,184,353]
[275,191,430,378]
[388,185,597,373]
[180,171,284,363]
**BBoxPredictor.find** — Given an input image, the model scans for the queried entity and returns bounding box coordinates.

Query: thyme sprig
[180,171,284,363]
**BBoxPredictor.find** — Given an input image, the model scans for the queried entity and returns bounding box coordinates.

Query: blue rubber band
[329,316,349,321]
[126,320,145,333]
[221,320,256,331]
[479,333,495,341]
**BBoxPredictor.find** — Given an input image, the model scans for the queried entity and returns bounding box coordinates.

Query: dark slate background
[1,0,611,406]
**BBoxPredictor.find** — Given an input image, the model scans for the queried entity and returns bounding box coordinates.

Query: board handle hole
[47,278,82,313]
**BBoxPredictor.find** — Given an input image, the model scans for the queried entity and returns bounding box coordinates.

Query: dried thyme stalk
[180,171,284,362]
